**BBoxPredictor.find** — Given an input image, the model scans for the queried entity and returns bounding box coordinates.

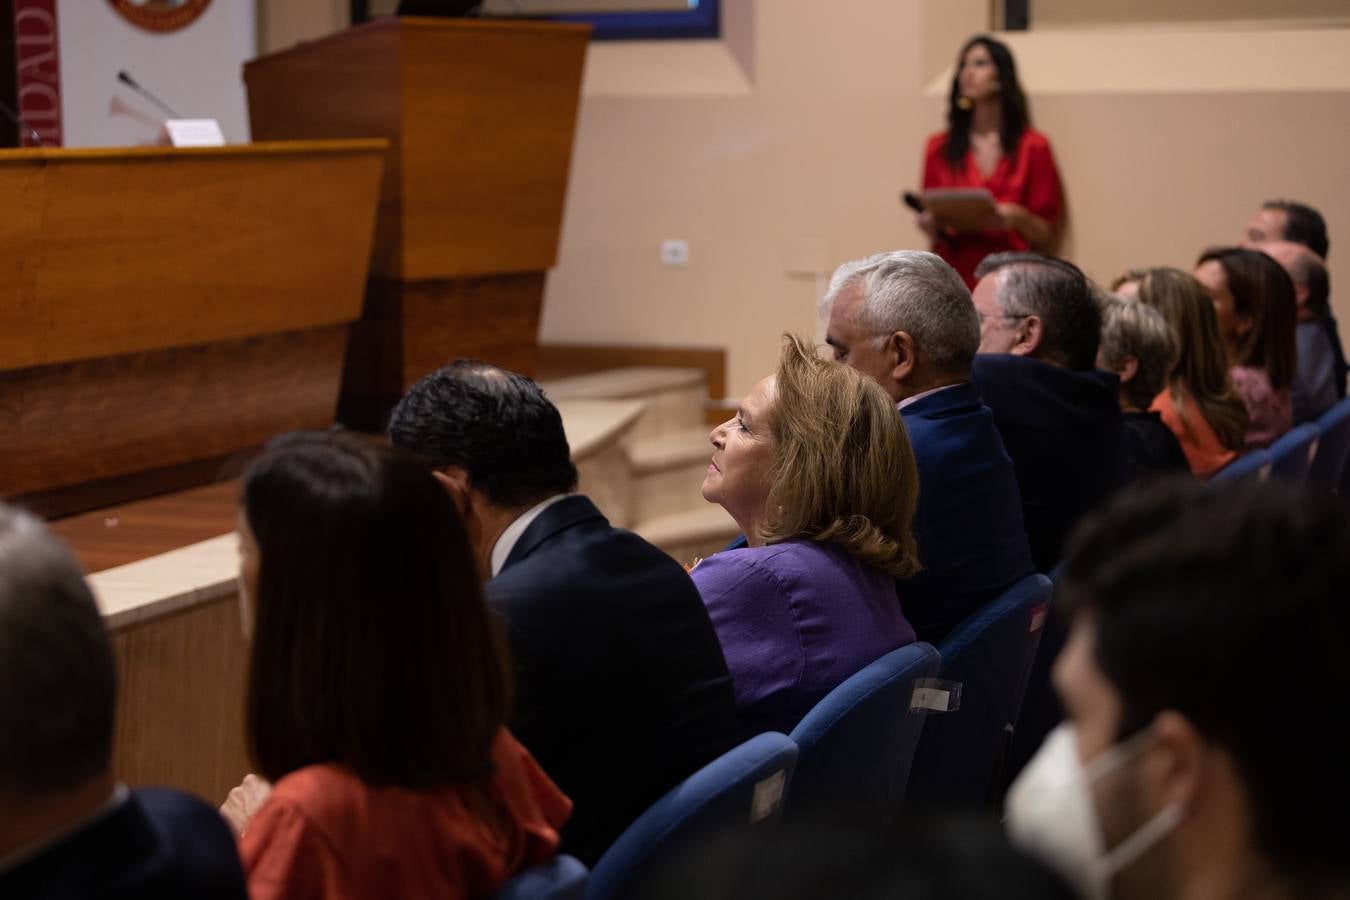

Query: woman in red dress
[920,36,1064,288]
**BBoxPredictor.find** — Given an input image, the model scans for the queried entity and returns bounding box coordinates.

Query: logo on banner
[108,0,212,33]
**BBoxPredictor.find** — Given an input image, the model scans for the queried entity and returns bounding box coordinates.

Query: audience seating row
[496,572,1052,900]
[1213,396,1350,489]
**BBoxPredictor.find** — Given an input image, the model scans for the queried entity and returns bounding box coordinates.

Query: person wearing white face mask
[1006,478,1350,900]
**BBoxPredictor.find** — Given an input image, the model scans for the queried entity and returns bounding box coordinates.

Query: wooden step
[634,505,740,566]
[542,367,707,442]
[626,427,715,523]
[556,399,645,529]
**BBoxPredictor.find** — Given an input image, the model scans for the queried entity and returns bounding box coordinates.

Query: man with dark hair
[0,504,245,899]
[822,250,1033,643]
[1008,479,1350,900]
[968,251,1126,571]
[1244,198,1347,402]
[389,360,737,865]
[1247,198,1329,259]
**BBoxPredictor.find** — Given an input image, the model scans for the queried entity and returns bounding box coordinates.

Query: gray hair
[975,252,1101,371]
[1097,292,1179,410]
[0,504,115,801]
[822,250,980,376]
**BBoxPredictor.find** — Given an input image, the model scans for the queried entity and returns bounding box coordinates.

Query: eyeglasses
[977,312,1030,322]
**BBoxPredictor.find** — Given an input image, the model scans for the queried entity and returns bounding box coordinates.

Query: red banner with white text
[13,0,60,146]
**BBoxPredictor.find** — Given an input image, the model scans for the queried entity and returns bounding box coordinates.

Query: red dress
[921,128,1064,288]
[240,730,572,900]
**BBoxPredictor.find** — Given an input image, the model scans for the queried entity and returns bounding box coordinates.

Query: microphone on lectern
[116,69,183,119]
[0,99,44,146]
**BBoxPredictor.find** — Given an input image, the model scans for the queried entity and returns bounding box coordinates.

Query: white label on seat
[911,687,952,712]
[750,770,786,823]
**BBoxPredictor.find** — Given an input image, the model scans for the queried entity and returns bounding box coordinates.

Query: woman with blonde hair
[693,334,921,737]
[1113,267,1247,477]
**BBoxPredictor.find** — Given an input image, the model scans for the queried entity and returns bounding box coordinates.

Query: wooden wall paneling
[0,143,385,369]
[244,28,404,278]
[109,593,251,805]
[397,21,589,279]
[338,274,545,429]
[2,326,349,498]
[15,453,248,523]
[399,273,545,383]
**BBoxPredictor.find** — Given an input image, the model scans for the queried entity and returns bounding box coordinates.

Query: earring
[957,96,973,111]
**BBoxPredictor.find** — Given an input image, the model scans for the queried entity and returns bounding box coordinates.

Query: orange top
[1151,387,1238,478]
[240,730,572,900]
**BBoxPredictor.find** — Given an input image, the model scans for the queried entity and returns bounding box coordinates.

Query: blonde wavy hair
[1116,267,1248,451]
[757,334,921,578]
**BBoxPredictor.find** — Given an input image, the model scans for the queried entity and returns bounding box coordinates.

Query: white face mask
[1005,723,1184,900]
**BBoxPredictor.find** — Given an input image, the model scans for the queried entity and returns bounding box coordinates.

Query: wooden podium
[0,141,387,516]
[244,17,590,427]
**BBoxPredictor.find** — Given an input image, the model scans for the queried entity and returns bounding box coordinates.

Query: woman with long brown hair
[692,334,921,738]
[221,432,570,900]
[1194,247,1298,448]
[1115,268,1248,477]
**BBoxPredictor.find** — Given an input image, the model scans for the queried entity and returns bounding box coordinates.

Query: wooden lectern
[245,17,590,427]
[0,141,387,516]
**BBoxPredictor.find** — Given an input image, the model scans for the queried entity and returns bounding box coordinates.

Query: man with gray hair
[968,252,1125,573]
[0,504,246,898]
[823,250,1033,643]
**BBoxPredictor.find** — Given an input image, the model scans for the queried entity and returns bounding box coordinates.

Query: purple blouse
[1230,365,1292,449]
[690,539,916,737]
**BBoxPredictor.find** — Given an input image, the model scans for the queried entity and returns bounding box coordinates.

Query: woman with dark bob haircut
[220,432,571,900]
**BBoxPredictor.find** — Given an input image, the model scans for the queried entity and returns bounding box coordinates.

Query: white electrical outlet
[661,239,690,267]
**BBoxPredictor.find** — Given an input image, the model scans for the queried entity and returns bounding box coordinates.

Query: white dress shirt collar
[897,382,964,411]
[489,494,571,577]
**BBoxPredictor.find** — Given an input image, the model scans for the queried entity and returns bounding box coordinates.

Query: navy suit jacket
[898,382,1035,644]
[489,495,738,866]
[971,355,1127,572]
[0,788,246,899]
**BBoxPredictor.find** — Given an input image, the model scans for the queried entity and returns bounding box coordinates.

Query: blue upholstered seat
[785,642,941,824]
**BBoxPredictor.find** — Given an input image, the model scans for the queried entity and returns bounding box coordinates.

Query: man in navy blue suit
[823,250,1034,645]
[968,252,1126,573]
[0,505,246,900]
[389,362,737,865]
[965,252,1126,789]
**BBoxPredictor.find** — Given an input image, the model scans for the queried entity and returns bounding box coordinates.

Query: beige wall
[256,0,348,55]
[542,1,1350,396]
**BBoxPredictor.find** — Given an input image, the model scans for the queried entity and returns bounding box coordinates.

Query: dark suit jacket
[898,382,1035,644]
[489,495,738,865]
[972,355,1126,572]
[0,788,246,899]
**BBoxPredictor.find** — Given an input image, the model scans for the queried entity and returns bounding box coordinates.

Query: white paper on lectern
[160,119,226,148]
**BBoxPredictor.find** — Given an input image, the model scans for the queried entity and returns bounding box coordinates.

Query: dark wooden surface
[338,274,545,429]
[2,327,351,504]
[49,480,239,575]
